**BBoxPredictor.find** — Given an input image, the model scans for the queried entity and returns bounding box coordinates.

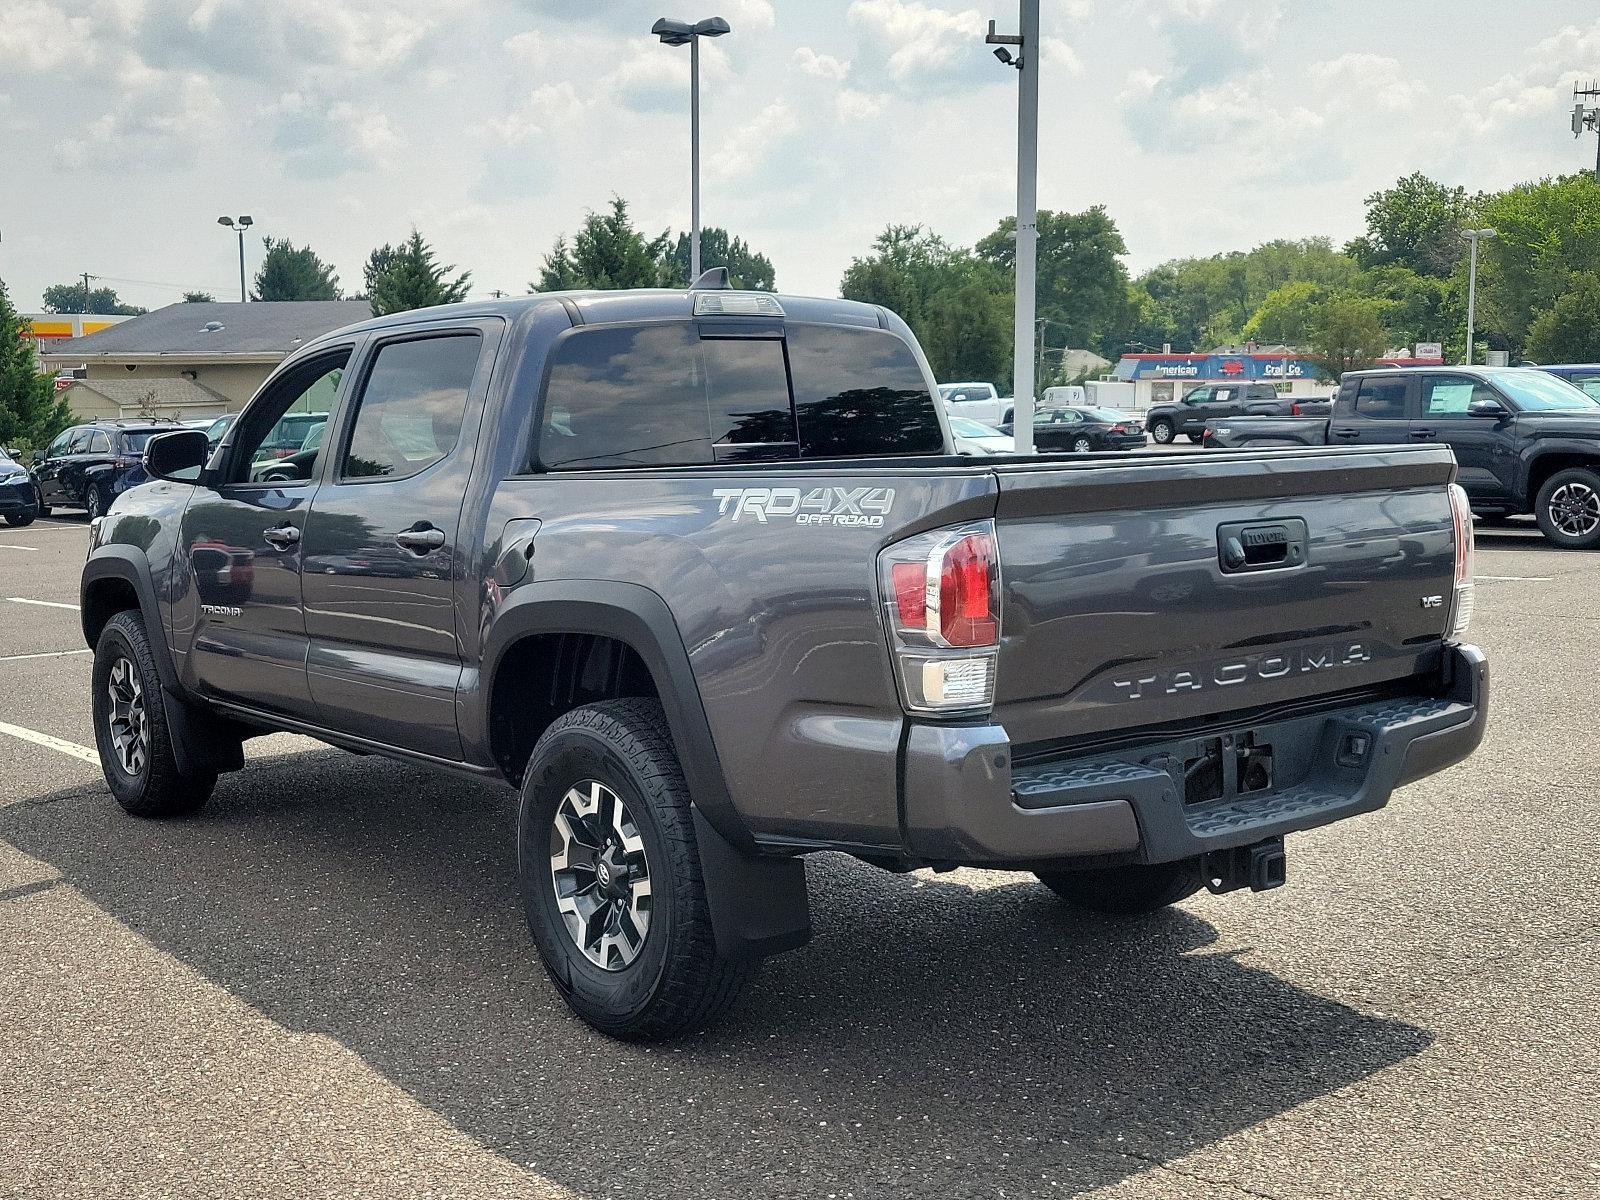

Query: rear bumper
[900,643,1487,867]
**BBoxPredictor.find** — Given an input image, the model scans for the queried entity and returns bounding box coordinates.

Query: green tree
[662,227,776,290]
[921,280,1013,386]
[1476,173,1600,351]
[369,229,472,315]
[1525,271,1600,363]
[0,279,74,454]
[361,244,401,298]
[1348,264,1457,354]
[534,198,673,291]
[1241,280,1327,346]
[977,207,1133,358]
[253,238,341,301]
[182,291,215,303]
[1347,172,1475,277]
[41,283,145,315]
[1310,294,1388,378]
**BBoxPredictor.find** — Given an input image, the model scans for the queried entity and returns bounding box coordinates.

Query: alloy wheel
[106,656,149,777]
[1548,482,1600,538]
[1151,422,1173,444]
[549,780,653,970]
[87,488,101,521]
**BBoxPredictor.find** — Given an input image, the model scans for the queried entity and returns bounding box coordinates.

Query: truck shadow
[2,750,1431,1198]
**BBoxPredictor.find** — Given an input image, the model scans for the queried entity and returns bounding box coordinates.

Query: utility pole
[1573,82,1600,182]
[1461,228,1497,365]
[81,272,93,314]
[987,1,1039,454]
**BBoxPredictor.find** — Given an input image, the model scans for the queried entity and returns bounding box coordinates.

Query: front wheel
[92,611,215,816]
[1036,859,1203,915]
[1149,419,1175,444]
[36,487,51,518]
[4,512,34,527]
[518,698,751,1039]
[1071,436,1093,454]
[1534,467,1600,549]
[85,484,107,522]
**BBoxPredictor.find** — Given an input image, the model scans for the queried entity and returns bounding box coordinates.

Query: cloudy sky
[3,0,1598,312]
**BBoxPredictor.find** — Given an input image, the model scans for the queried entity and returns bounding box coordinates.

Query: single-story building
[1111,345,1447,410]
[19,313,133,371]
[40,300,372,422]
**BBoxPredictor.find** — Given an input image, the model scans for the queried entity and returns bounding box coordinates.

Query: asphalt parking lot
[1,508,1595,1200]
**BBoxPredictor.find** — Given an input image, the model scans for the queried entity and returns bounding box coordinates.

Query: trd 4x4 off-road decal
[712,486,895,527]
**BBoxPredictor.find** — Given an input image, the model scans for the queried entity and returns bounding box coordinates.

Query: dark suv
[33,420,185,521]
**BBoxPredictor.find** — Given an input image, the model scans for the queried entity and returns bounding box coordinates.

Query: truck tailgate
[990,446,1460,751]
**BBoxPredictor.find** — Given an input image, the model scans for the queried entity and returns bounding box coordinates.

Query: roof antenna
[691,266,729,290]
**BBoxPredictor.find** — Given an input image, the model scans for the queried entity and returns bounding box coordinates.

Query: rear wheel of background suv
[1149,419,1175,444]
[517,698,751,1039]
[1534,466,1600,549]
[1035,859,1204,915]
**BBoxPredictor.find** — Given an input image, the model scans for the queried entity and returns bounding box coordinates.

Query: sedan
[0,446,40,527]
[1001,407,1148,453]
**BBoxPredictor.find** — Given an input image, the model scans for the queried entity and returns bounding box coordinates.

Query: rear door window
[1353,378,1409,419]
[341,335,480,481]
[1421,376,1495,418]
[86,431,112,454]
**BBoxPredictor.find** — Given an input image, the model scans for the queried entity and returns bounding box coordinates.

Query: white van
[1041,385,1088,408]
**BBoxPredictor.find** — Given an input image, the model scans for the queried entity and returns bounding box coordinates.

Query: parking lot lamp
[1461,228,1496,365]
[651,16,731,282]
[217,216,254,303]
[987,2,1039,453]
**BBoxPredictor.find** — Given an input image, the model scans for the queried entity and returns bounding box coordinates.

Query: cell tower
[1573,80,1600,181]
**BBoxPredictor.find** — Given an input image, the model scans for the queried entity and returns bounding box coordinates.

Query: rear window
[118,430,166,453]
[536,321,942,469]
[1353,378,1408,419]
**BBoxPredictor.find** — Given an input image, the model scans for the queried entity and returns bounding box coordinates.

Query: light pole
[652,16,731,283]
[216,215,254,302]
[987,2,1039,453]
[1462,227,1496,365]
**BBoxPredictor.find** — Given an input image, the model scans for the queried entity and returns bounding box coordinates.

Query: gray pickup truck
[1206,365,1600,548]
[80,281,1487,1039]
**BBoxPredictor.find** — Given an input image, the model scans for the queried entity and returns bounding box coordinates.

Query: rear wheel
[518,698,751,1039]
[1036,859,1204,915]
[1534,467,1600,549]
[92,611,215,817]
[36,487,50,518]
[1149,419,1175,444]
[1187,432,1205,443]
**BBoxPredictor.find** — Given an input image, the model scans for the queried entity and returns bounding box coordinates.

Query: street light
[651,15,730,282]
[217,215,254,302]
[987,3,1039,453]
[1461,227,1496,366]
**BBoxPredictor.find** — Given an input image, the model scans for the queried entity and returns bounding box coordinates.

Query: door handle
[1410,428,1437,439]
[262,524,300,549]
[1332,428,1361,440]
[394,525,446,553]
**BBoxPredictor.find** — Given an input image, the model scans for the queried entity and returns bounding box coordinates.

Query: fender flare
[1519,443,1600,505]
[480,579,749,851]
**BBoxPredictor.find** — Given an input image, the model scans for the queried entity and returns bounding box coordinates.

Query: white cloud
[1,1,100,72]
[847,0,984,84]
[723,0,778,30]
[712,101,800,182]
[836,89,888,121]
[1040,36,1083,77]
[794,46,851,81]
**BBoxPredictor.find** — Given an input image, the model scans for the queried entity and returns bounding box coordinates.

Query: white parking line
[0,649,91,663]
[0,544,39,552]
[6,597,80,610]
[0,721,98,765]
[1479,575,1552,582]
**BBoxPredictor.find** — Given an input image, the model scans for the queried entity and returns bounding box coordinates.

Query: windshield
[949,417,1002,438]
[1487,370,1600,411]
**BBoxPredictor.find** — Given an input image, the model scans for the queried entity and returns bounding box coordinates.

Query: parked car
[252,420,327,482]
[83,284,1486,1041]
[256,411,329,460]
[1145,382,1326,444]
[1204,366,1600,547]
[204,414,237,449]
[0,446,40,527]
[938,381,1005,425]
[948,416,1016,456]
[1537,364,1600,402]
[1002,405,1147,452]
[32,419,185,520]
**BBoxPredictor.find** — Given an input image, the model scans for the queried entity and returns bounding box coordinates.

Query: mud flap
[692,808,811,960]
[160,686,246,776]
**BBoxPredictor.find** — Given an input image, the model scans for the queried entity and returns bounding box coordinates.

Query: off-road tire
[518,698,751,1039]
[1149,419,1175,444]
[1036,858,1204,915]
[1534,466,1600,549]
[92,611,215,817]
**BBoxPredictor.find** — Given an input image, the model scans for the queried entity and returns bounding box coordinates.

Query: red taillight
[939,534,998,647]
[891,561,926,625]
[1291,402,1303,416]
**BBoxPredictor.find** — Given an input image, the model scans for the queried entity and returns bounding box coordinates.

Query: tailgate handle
[1217,519,1307,573]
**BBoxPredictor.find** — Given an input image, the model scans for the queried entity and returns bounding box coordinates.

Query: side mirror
[143,429,211,483]
[1468,398,1508,418]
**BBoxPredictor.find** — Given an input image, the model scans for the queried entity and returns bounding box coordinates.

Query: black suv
[0,445,40,526]
[33,420,185,521]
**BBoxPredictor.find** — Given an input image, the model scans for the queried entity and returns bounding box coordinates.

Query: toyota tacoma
[80,278,1488,1039]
